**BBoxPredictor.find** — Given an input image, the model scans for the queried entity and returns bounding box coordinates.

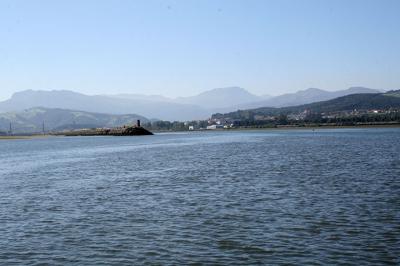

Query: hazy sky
[0,0,399,100]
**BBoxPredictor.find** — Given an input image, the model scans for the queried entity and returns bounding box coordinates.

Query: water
[0,128,399,265]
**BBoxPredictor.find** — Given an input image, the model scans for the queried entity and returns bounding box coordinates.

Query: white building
[206,124,224,130]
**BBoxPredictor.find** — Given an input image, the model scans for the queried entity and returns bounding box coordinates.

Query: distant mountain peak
[346,86,380,93]
[302,88,325,92]
[296,88,327,96]
[204,86,248,93]
[176,86,259,109]
[11,89,85,99]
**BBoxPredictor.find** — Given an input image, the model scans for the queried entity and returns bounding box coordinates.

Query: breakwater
[60,126,153,136]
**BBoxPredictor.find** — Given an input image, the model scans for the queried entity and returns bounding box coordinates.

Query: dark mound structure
[110,126,153,136]
[59,120,153,136]
[61,126,153,136]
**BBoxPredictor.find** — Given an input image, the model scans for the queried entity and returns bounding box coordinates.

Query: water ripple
[0,128,399,265]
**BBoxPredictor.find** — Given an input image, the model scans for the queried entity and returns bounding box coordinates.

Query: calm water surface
[0,128,399,265]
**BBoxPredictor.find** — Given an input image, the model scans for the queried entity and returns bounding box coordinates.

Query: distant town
[142,108,400,132]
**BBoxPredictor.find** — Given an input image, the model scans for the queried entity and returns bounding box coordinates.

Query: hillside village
[207,90,400,128]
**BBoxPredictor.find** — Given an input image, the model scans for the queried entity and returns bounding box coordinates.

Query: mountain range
[0,107,148,134]
[234,87,381,110]
[0,90,207,121]
[0,86,383,121]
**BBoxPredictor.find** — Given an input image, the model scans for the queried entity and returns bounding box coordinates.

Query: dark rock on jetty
[62,126,153,136]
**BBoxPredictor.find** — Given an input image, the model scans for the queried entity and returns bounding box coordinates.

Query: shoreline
[0,135,54,140]
[1,123,399,139]
[231,123,400,131]
[153,123,400,133]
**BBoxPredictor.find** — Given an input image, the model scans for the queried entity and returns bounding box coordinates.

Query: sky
[0,0,399,100]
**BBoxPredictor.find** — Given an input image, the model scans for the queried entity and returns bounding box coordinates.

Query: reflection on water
[0,128,399,265]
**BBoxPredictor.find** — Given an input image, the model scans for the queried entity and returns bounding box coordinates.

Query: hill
[212,90,400,120]
[175,87,261,109]
[0,107,149,134]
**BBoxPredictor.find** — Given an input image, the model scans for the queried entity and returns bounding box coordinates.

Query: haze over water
[0,128,399,265]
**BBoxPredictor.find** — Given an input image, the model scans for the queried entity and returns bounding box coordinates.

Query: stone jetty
[60,120,153,136]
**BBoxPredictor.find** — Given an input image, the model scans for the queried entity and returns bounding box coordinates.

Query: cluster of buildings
[320,109,396,119]
[186,119,235,131]
[205,119,235,130]
[186,108,400,131]
[207,108,399,127]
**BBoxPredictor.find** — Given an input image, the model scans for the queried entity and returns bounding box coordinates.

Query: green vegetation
[213,91,400,120]
[212,91,400,125]
[224,113,400,128]
[384,90,400,98]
